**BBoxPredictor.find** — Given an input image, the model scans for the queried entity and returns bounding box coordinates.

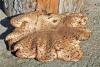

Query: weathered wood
[3,0,36,16]
[36,0,59,14]
[59,0,84,13]
[3,0,84,16]
[49,0,59,13]
[0,9,7,20]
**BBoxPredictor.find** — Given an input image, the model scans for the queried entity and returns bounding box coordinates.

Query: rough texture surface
[5,11,90,62]
[0,0,100,67]
[3,0,36,16]
[3,0,84,16]
[0,10,7,20]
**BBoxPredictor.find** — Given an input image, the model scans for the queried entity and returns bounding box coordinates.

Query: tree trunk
[3,0,84,16]
[3,0,36,16]
[59,0,84,14]
[36,0,59,14]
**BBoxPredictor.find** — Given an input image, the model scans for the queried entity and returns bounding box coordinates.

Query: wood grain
[37,0,59,14]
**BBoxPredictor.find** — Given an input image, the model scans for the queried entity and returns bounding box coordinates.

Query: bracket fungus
[5,11,91,62]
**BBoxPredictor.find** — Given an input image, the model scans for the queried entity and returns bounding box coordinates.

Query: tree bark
[3,0,36,16]
[59,0,84,14]
[3,0,84,16]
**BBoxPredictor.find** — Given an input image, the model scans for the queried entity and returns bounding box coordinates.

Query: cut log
[3,0,84,16]
[36,0,59,14]
[3,0,37,16]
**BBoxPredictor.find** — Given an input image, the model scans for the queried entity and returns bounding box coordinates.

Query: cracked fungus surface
[5,11,91,62]
[0,0,100,67]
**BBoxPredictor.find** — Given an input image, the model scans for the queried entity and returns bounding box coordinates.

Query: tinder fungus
[6,11,91,62]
